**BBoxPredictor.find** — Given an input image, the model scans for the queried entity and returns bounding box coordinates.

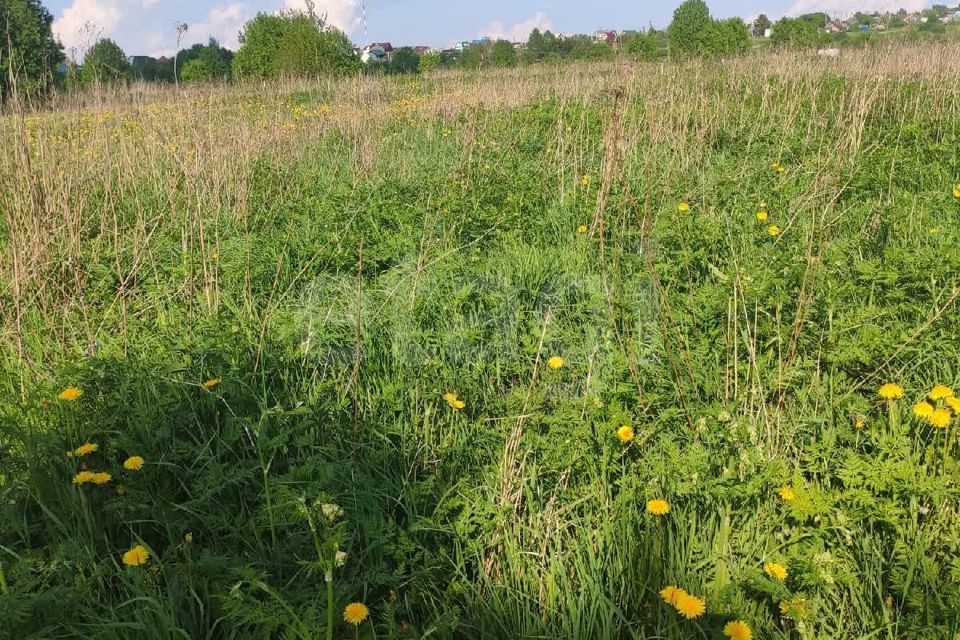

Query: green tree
[490,39,516,67]
[176,38,232,82]
[668,0,719,57]
[569,38,615,60]
[419,50,441,72]
[626,32,660,60]
[770,17,823,48]
[387,47,419,74]
[798,12,829,28]
[522,28,558,63]
[82,38,130,85]
[458,44,484,70]
[918,15,946,34]
[0,0,64,97]
[180,58,211,82]
[716,17,750,53]
[752,14,771,37]
[130,57,174,82]
[232,7,358,79]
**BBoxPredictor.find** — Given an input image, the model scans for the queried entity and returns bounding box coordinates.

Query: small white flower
[321,503,343,521]
[335,550,348,567]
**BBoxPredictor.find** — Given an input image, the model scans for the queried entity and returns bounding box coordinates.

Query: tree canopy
[176,38,233,82]
[770,17,824,48]
[387,47,419,74]
[490,40,517,67]
[82,38,130,85]
[752,14,771,37]
[232,7,358,79]
[668,0,750,58]
[0,0,64,97]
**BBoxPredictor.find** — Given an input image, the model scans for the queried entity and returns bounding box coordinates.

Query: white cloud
[54,0,123,52]
[481,12,551,42]
[186,3,253,51]
[282,0,360,32]
[787,0,929,17]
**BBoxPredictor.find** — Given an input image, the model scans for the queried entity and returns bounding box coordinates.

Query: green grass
[2,48,960,639]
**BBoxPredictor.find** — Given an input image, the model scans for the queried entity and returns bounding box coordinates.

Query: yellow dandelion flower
[764,562,788,580]
[930,227,941,235]
[777,487,795,502]
[451,399,466,410]
[211,252,220,260]
[122,544,150,567]
[123,456,145,471]
[659,585,686,605]
[577,224,588,234]
[854,415,866,429]
[547,356,564,370]
[616,425,635,444]
[74,442,98,457]
[646,499,670,516]
[913,401,934,419]
[756,209,768,222]
[343,602,369,625]
[928,408,952,428]
[674,592,706,619]
[878,383,903,400]
[946,396,960,413]
[90,472,112,485]
[723,620,753,640]
[581,175,592,188]
[953,184,960,198]
[677,201,690,213]
[202,378,220,390]
[929,385,954,401]
[442,392,458,404]
[768,225,781,237]
[58,387,83,401]
[73,471,96,485]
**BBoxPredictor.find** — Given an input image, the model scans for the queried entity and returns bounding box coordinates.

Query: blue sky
[47,0,931,58]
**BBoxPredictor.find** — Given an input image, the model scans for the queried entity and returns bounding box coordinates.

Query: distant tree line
[3,0,958,98]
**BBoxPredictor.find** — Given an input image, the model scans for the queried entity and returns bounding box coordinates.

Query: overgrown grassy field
[3,41,960,639]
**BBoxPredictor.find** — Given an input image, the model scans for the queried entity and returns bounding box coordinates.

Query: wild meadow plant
[2,41,960,638]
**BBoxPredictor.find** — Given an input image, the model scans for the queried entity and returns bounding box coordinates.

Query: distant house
[453,41,471,52]
[827,20,844,33]
[413,46,432,55]
[592,30,617,45]
[763,27,772,38]
[859,23,871,32]
[512,42,525,50]
[361,44,390,63]
[129,55,155,65]
[951,11,960,22]
[904,12,924,24]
